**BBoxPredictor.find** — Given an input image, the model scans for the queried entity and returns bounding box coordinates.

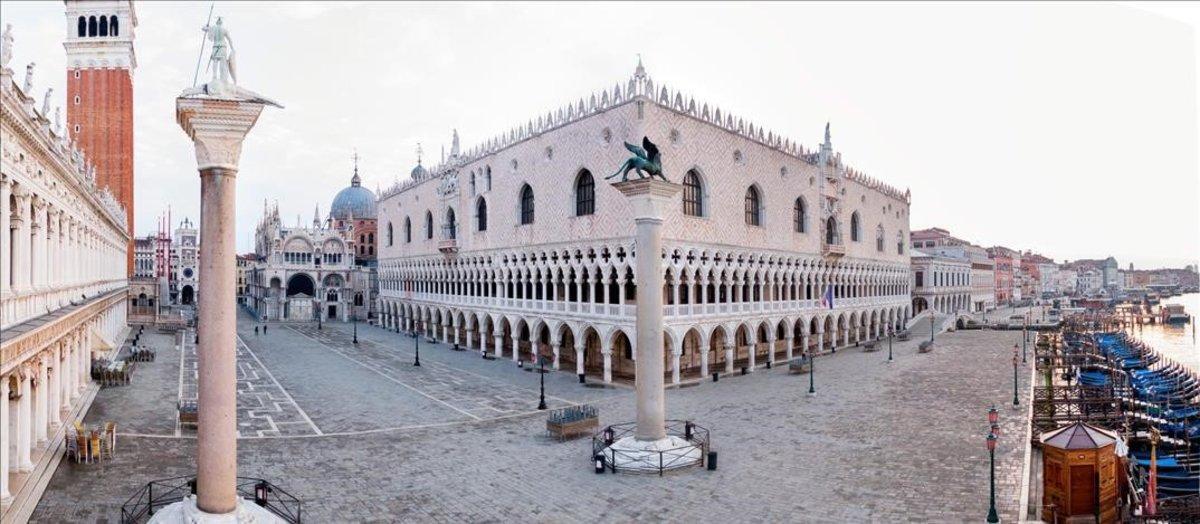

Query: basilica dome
[411,161,429,180]
[330,170,377,220]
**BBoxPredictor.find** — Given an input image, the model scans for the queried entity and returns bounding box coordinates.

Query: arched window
[876,225,885,252]
[77,16,86,37]
[424,211,433,239]
[519,184,535,225]
[793,197,807,233]
[99,15,108,36]
[387,222,393,246]
[476,197,488,232]
[368,232,374,246]
[88,16,97,37]
[485,166,492,191]
[896,231,905,255]
[110,15,119,36]
[744,186,761,226]
[825,216,838,245]
[575,169,595,216]
[470,173,476,196]
[683,170,703,217]
[445,208,457,240]
[404,217,411,243]
[850,211,861,242]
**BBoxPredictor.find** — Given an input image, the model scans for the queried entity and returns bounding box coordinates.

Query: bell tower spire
[350,149,361,187]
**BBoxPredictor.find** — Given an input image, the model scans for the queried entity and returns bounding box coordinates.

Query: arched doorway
[913,296,928,315]
[285,274,316,320]
[180,285,194,305]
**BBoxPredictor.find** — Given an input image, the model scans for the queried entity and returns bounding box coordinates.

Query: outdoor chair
[65,430,81,463]
[76,431,91,463]
[104,422,117,458]
[89,431,102,462]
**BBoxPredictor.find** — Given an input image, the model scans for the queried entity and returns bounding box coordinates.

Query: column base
[147,495,286,523]
[601,435,703,473]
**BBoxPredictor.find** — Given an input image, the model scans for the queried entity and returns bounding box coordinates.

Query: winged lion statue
[606,137,667,183]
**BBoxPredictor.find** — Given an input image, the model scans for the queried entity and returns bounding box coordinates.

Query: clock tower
[64,0,137,274]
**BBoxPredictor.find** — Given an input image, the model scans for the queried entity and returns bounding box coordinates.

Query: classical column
[176,92,275,515]
[748,338,757,371]
[671,348,681,385]
[569,344,582,377]
[612,178,679,441]
[11,189,30,292]
[602,349,612,384]
[493,334,503,358]
[551,343,561,370]
[16,373,32,470]
[0,175,10,296]
[699,343,709,376]
[510,335,520,362]
[35,358,47,444]
[1,374,9,504]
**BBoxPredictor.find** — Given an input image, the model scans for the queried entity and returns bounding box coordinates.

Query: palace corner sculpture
[606,136,666,183]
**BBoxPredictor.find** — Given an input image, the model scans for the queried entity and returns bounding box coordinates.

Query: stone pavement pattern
[32,314,1031,522]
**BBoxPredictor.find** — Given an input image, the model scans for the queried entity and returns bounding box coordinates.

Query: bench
[896,331,910,341]
[178,400,199,428]
[546,405,598,441]
[788,357,811,374]
[918,341,934,353]
[862,340,879,352]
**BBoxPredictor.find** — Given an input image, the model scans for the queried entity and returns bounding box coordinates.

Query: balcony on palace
[437,239,459,255]
[0,279,129,331]
[821,242,846,257]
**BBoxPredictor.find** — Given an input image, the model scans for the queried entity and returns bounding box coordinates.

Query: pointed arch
[519,184,535,224]
[475,196,488,232]
[574,169,595,216]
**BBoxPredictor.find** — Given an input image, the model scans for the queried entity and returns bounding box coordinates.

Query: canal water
[1130,292,1200,370]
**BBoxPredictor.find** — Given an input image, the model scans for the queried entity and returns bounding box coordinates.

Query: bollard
[578,373,586,384]
[707,451,718,470]
[741,366,747,375]
[594,454,606,474]
[712,372,719,383]
[765,360,771,370]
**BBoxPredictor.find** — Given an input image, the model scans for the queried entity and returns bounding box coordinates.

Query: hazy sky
[3,1,1197,268]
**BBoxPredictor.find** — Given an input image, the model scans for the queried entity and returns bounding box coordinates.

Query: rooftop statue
[606,137,666,183]
[1,24,13,69]
[23,62,34,93]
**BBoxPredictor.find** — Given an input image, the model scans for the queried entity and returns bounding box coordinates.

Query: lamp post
[1023,317,1028,363]
[887,326,894,363]
[930,310,935,343]
[986,430,999,523]
[352,314,358,344]
[1012,347,1020,407]
[317,310,322,331]
[538,355,547,410]
[808,344,816,396]
[413,326,421,367]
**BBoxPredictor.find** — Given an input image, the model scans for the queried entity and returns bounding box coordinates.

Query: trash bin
[712,372,719,383]
[578,373,586,384]
[707,451,718,471]
[740,366,747,375]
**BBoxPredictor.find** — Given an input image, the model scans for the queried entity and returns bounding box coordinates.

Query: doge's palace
[377,61,913,384]
[1,30,129,519]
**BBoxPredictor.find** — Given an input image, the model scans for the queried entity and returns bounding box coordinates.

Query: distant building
[173,218,198,306]
[236,254,255,305]
[987,246,1017,306]
[910,228,995,312]
[133,234,155,278]
[911,249,972,315]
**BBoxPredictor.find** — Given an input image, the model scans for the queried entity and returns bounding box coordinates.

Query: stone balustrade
[1,279,128,331]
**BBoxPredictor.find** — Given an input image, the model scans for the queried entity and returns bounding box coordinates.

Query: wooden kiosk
[1040,422,1119,523]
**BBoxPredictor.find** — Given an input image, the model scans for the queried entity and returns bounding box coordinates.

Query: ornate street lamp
[352,314,358,344]
[317,312,322,331]
[808,344,816,396]
[1012,347,1020,407]
[413,326,421,367]
[986,431,999,523]
[887,326,894,363]
[538,355,547,410]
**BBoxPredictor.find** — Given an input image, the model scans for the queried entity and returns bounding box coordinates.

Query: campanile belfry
[64,0,137,274]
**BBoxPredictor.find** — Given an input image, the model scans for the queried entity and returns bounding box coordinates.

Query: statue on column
[606,136,666,183]
[181,17,281,107]
[41,87,52,117]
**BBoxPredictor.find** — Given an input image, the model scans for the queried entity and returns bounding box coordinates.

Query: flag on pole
[821,285,834,309]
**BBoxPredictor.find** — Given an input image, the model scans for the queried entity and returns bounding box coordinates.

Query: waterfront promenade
[32,311,1032,522]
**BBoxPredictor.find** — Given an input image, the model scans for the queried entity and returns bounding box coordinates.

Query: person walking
[263,324,268,335]
[254,326,259,336]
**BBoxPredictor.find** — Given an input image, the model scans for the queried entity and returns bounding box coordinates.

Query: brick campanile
[64,0,137,275]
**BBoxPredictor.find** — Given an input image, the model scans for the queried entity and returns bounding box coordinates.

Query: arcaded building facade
[376,64,912,383]
[2,44,129,518]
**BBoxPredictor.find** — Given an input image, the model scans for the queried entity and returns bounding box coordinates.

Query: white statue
[450,129,460,158]
[22,62,34,93]
[180,17,281,107]
[1,24,13,69]
[41,87,52,116]
[54,107,61,134]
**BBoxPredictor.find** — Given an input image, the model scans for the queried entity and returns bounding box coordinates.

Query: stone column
[48,347,61,428]
[724,343,734,374]
[177,94,273,516]
[16,373,32,470]
[671,348,681,385]
[11,189,30,292]
[493,335,503,358]
[699,343,709,376]
[613,179,679,442]
[510,335,520,362]
[602,349,612,384]
[748,338,757,371]
[551,343,561,370]
[0,375,9,504]
[35,358,47,444]
[0,175,10,296]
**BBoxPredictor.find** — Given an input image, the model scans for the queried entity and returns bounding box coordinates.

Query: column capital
[175,96,269,172]
[611,179,682,221]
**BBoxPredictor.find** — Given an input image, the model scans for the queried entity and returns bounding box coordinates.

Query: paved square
[33,311,1032,522]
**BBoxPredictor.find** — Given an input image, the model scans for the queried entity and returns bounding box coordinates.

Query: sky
[2,1,1197,269]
